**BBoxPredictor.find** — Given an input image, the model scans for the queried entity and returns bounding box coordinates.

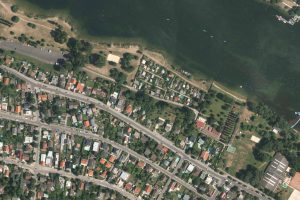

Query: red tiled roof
[109,155,116,163]
[125,105,132,114]
[162,146,169,154]
[100,158,106,165]
[88,169,94,177]
[200,151,209,161]
[59,161,65,169]
[105,162,112,169]
[196,120,205,129]
[3,77,10,85]
[81,159,88,166]
[84,120,90,127]
[134,187,141,194]
[76,83,85,93]
[137,161,145,168]
[125,183,132,191]
[15,105,21,113]
[144,184,152,194]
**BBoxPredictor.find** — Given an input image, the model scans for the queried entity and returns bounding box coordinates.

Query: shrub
[11,16,20,23]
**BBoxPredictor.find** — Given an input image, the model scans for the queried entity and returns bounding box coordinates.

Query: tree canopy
[51,27,68,44]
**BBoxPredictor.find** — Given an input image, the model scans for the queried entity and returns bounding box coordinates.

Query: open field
[223,132,268,175]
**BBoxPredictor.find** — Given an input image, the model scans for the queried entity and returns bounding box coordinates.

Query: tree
[25,92,35,104]
[66,38,93,70]
[11,16,20,23]
[89,53,106,67]
[27,22,36,29]
[120,53,135,72]
[109,68,127,84]
[236,165,262,187]
[50,28,68,44]
[11,5,19,13]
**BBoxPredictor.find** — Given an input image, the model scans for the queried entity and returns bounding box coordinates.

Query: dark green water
[16,0,300,120]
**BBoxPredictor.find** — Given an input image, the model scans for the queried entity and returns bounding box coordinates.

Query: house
[81,159,88,167]
[120,171,130,181]
[109,155,116,163]
[115,99,126,112]
[2,77,10,85]
[65,78,77,90]
[84,120,90,127]
[125,182,132,191]
[76,83,85,93]
[37,94,48,102]
[59,160,66,169]
[15,105,21,113]
[125,104,133,115]
[144,184,152,195]
[36,71,47,82]
[107,92,119,107]
[40,154,46,166]
[100,158,106,165]
[262,153,289,191]
[186,164,195,173]
[200,151,210,161]
[1,103,8,111]
[196,116,206,129]
[165,123,173,132]
[134,187,141,195]
[88,169,94,177]
[100,170,107,179]
[137,161,146,169]
[205,175,213,185]
[92,142,100,152]
[105,162,112,169]
[24,136,33,144]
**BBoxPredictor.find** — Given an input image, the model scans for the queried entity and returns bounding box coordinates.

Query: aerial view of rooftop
[0,0,299,199]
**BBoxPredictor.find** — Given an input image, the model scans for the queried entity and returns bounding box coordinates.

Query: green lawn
[278,187,293,200]
[204,97,231,125]
[223,133,268,175]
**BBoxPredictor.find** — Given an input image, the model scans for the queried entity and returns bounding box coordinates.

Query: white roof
[107,54,120,63]
[289,190,300,200]
[187,164,195,172]
[273,128,279,134]
[250,135,261,143]
[120,171,130,181]
[112,92,119,99]
[24,136,33,144]
[197,116,207,123]
[92,142,100,152]
[205,175,213,184]
[41,154,46,162]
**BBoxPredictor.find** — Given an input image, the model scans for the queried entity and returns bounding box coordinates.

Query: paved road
[0,157,136,200]
[0,40,64,64]
[0,110,206,200]
[0,65,272,200]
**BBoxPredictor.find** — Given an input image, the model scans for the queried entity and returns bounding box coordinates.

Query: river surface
[16,0,300,120]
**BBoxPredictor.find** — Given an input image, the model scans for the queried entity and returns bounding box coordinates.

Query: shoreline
[6,0,298,120]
